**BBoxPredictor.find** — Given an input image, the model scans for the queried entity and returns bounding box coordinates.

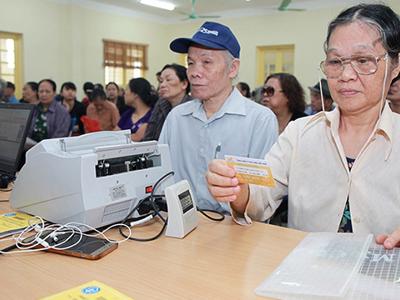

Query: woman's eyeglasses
[262,86,283,97]
[320,53,388,78]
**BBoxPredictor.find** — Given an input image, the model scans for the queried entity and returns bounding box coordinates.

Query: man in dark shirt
[60,82,86,135]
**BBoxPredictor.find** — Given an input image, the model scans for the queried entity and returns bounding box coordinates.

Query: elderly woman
[20,81,39,104]
[261,73,307,133]
[143,63,192,141]
[206,3,400,249]
[29,79,70,143]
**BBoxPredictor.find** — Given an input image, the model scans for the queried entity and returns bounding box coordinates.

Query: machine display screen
[0,104,33,176]
[178,190,194,214]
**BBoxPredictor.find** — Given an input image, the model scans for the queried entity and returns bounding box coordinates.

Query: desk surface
[0,190,306,300]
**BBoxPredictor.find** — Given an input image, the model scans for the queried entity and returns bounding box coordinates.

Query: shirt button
[204,124,208,128]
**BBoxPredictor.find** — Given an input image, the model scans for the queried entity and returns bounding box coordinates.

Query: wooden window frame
[103,39,148,86]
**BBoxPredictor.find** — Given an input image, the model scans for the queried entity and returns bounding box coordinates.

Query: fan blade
[180,0,220,20]
[198,15,221,18]
[177,10,190,16]
[278,0,292,11]
[191,0,196,14]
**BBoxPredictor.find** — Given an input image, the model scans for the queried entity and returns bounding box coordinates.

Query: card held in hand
[224,155,275,187]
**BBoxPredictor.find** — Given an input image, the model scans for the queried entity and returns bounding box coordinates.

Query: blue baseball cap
[170,21,240,59]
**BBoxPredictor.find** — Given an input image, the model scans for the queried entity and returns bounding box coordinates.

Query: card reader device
[165,180,198,238]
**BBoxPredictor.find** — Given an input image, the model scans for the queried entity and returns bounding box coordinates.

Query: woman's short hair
[265,73,306,114]
[106,82,120,91]
[38,79,57,92]
[26,81,38,93]
[90,87,107,101]
[60,81,76,92]
[160,63,190,94]
[325,4,400,63]
[128,77,158,108]
[237,82,251,98]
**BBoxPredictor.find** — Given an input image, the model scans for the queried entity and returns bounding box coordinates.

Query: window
[0,32,23,98]
[256,45,295,85]
[103,40,148,87]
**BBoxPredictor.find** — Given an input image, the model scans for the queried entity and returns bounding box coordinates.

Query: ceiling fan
[278,0,305,12]
[180,0,221,20]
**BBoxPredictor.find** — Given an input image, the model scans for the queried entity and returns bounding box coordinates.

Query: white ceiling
[66,0,376,23]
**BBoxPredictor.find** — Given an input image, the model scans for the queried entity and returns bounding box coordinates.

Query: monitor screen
[0,103,34,177]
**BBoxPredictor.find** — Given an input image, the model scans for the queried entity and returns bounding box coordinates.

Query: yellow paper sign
[0,212,40,238]
[40,280,134,300]
[225,155,276,187]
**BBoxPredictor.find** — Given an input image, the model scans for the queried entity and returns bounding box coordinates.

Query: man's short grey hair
[223,50,239,80]
[223,50,235,67]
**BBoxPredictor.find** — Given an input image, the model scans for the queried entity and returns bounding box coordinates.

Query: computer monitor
[0,103,34,188]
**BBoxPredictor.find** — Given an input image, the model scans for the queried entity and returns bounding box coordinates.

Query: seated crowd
[0,69,345,145]
[0,62,198,145]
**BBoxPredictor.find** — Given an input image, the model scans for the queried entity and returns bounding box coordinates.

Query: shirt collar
[377,101,394,142]
[304,102,392,135]
[47,100,57,113]
[303,101,394,159]
[324,101,393,140]
[38,100,57,113]
[179,87,247,122]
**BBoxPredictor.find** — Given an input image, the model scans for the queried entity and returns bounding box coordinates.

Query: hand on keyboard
[376,227,400,249]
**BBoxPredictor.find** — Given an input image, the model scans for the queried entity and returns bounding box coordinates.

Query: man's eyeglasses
[320,53,388,79]
[262,86,283,97]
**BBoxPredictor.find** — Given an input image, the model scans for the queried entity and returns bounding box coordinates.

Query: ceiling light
[139,0,175,11]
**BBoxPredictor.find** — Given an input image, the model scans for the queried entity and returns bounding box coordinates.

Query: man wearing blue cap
[159,21,278,214]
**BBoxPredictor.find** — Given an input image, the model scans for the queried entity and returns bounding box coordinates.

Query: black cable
[150,194,166,198]
[122,196,150,222]
[124,212,153,224]
[150,198,166,223]
[118,171,174,242]
[149,171,174,202]
[147,195,224,222]
[0,181,14,192]
[119,216,168,242]
[0,243,18,254]
[197,208,225,222]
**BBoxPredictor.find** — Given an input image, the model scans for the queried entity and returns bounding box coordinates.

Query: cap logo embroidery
[199,27,219,36]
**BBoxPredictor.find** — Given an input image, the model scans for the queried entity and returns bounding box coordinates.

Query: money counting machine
[10,130,174,229]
